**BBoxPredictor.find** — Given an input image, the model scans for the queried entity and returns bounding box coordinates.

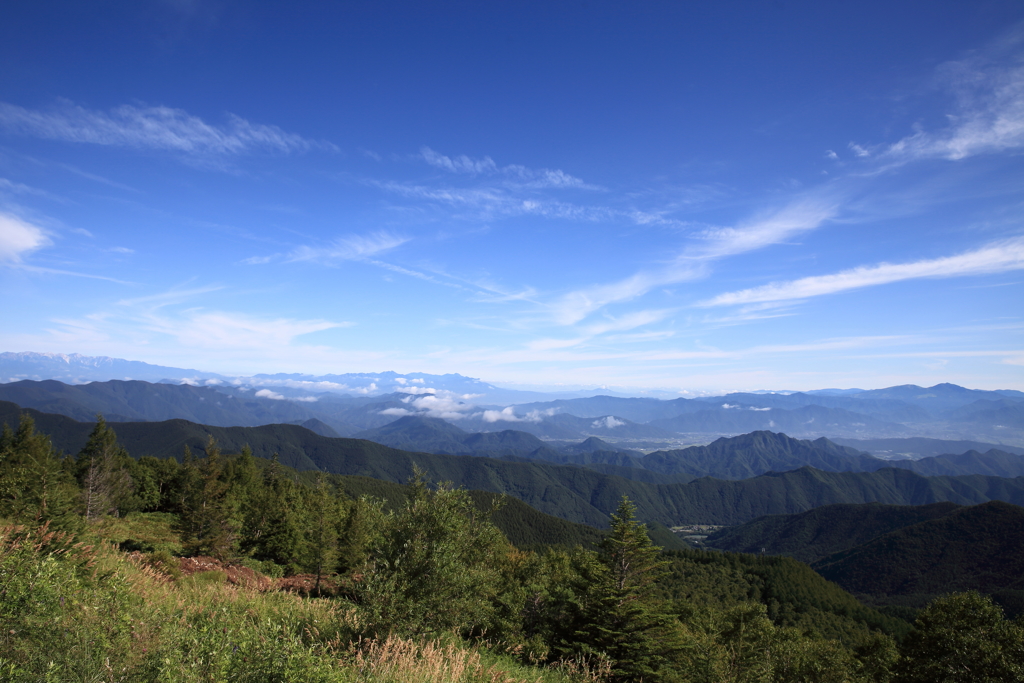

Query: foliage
[0,415,80,531]
[896,592,1024,683]
[2,412,1017,682]
[356,474,513,638]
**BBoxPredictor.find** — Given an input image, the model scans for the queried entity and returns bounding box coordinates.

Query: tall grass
[0,523,590,683]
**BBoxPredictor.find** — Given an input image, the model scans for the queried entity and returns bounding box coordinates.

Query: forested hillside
[5,401,1024,530]
[812,501,1024,615]
[3,409,1024,681]
[704,502,965,563]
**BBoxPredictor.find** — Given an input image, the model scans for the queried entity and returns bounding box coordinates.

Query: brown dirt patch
[178,556,275,590]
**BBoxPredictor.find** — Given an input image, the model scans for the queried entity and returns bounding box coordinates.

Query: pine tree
[0,415,80,531]
[239,454,305,571]
[580,496,684,683]
[304,474,340,594]
[175,438,237,559]
[75,415,134,519]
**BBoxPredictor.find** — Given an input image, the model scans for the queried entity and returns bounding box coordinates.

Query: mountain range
[6,399,1024,530]
[3,374,1024,449]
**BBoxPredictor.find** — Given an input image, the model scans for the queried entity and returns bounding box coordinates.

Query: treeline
[2,414,1024,682]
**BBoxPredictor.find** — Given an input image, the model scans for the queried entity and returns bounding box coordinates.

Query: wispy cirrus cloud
[0,100,336,156]
[700,236,1024,307]
[688,198,839,260]
[549,197,838,324]
[0,211,50,263]
[288,230,410,263]
[854,29,1024,165]
[420,146,597,189]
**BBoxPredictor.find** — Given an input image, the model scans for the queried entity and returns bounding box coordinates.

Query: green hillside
[812,500,1024,615]
[704,501,963,563]
[656,549,911,644]
[6,401,1024,529]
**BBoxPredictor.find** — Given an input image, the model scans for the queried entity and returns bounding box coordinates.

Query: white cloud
[421,147,498,174]
[380,407,412,416]
[481,406,522,423]
[583,309,674,335]
[143,310,343,350]
[255,388,286,400]
[251,387,315,403]
[0,212,50,263]
[550,198,836,325]
[289,230,409,263]
[701,236,1024,307]
[420,146,594,189]
[849,143,871,158]
[0,100,333,156]
[868,37,1024,164]
[241,255,274,265]
[396,386,437,395]
[592,416,625,429]
[691,199,838,260]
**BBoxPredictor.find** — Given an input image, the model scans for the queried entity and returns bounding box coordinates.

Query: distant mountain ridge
[5,400,1024,530]
[2,364,1023,445]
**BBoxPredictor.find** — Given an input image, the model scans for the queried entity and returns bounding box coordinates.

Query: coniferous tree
[580,497,685,683]
[75,416,135,519]
[0,415,80,531]
[175,438,237,559]
[239,454,305,571]
[304,474,341,593]
[336,496,372,573]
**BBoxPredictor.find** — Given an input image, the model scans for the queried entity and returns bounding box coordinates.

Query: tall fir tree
[0,415,80,531]
[580,497,685,683]
[75,415,135,519]
[174,438,237,559]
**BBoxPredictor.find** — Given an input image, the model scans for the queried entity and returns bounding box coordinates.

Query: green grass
[0,523,590,683]
[85,511,183,554]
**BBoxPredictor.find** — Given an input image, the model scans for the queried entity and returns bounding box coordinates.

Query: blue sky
[1,1,1023,393]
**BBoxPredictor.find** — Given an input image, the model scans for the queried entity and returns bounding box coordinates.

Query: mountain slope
[640,431,886,479]
[0,379,317,426]
[704,501,963,563]
[811,500,1024,613]
[6,401,1024,529]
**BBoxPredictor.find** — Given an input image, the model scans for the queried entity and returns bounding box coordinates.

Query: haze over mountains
[1,353,1023,450]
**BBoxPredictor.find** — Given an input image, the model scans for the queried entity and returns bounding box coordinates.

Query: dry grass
[0,527,589,683]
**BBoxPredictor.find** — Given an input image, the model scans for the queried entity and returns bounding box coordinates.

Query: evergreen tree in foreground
[75,416,135,519]
[579,496,685,683]
[0,415,80,531]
